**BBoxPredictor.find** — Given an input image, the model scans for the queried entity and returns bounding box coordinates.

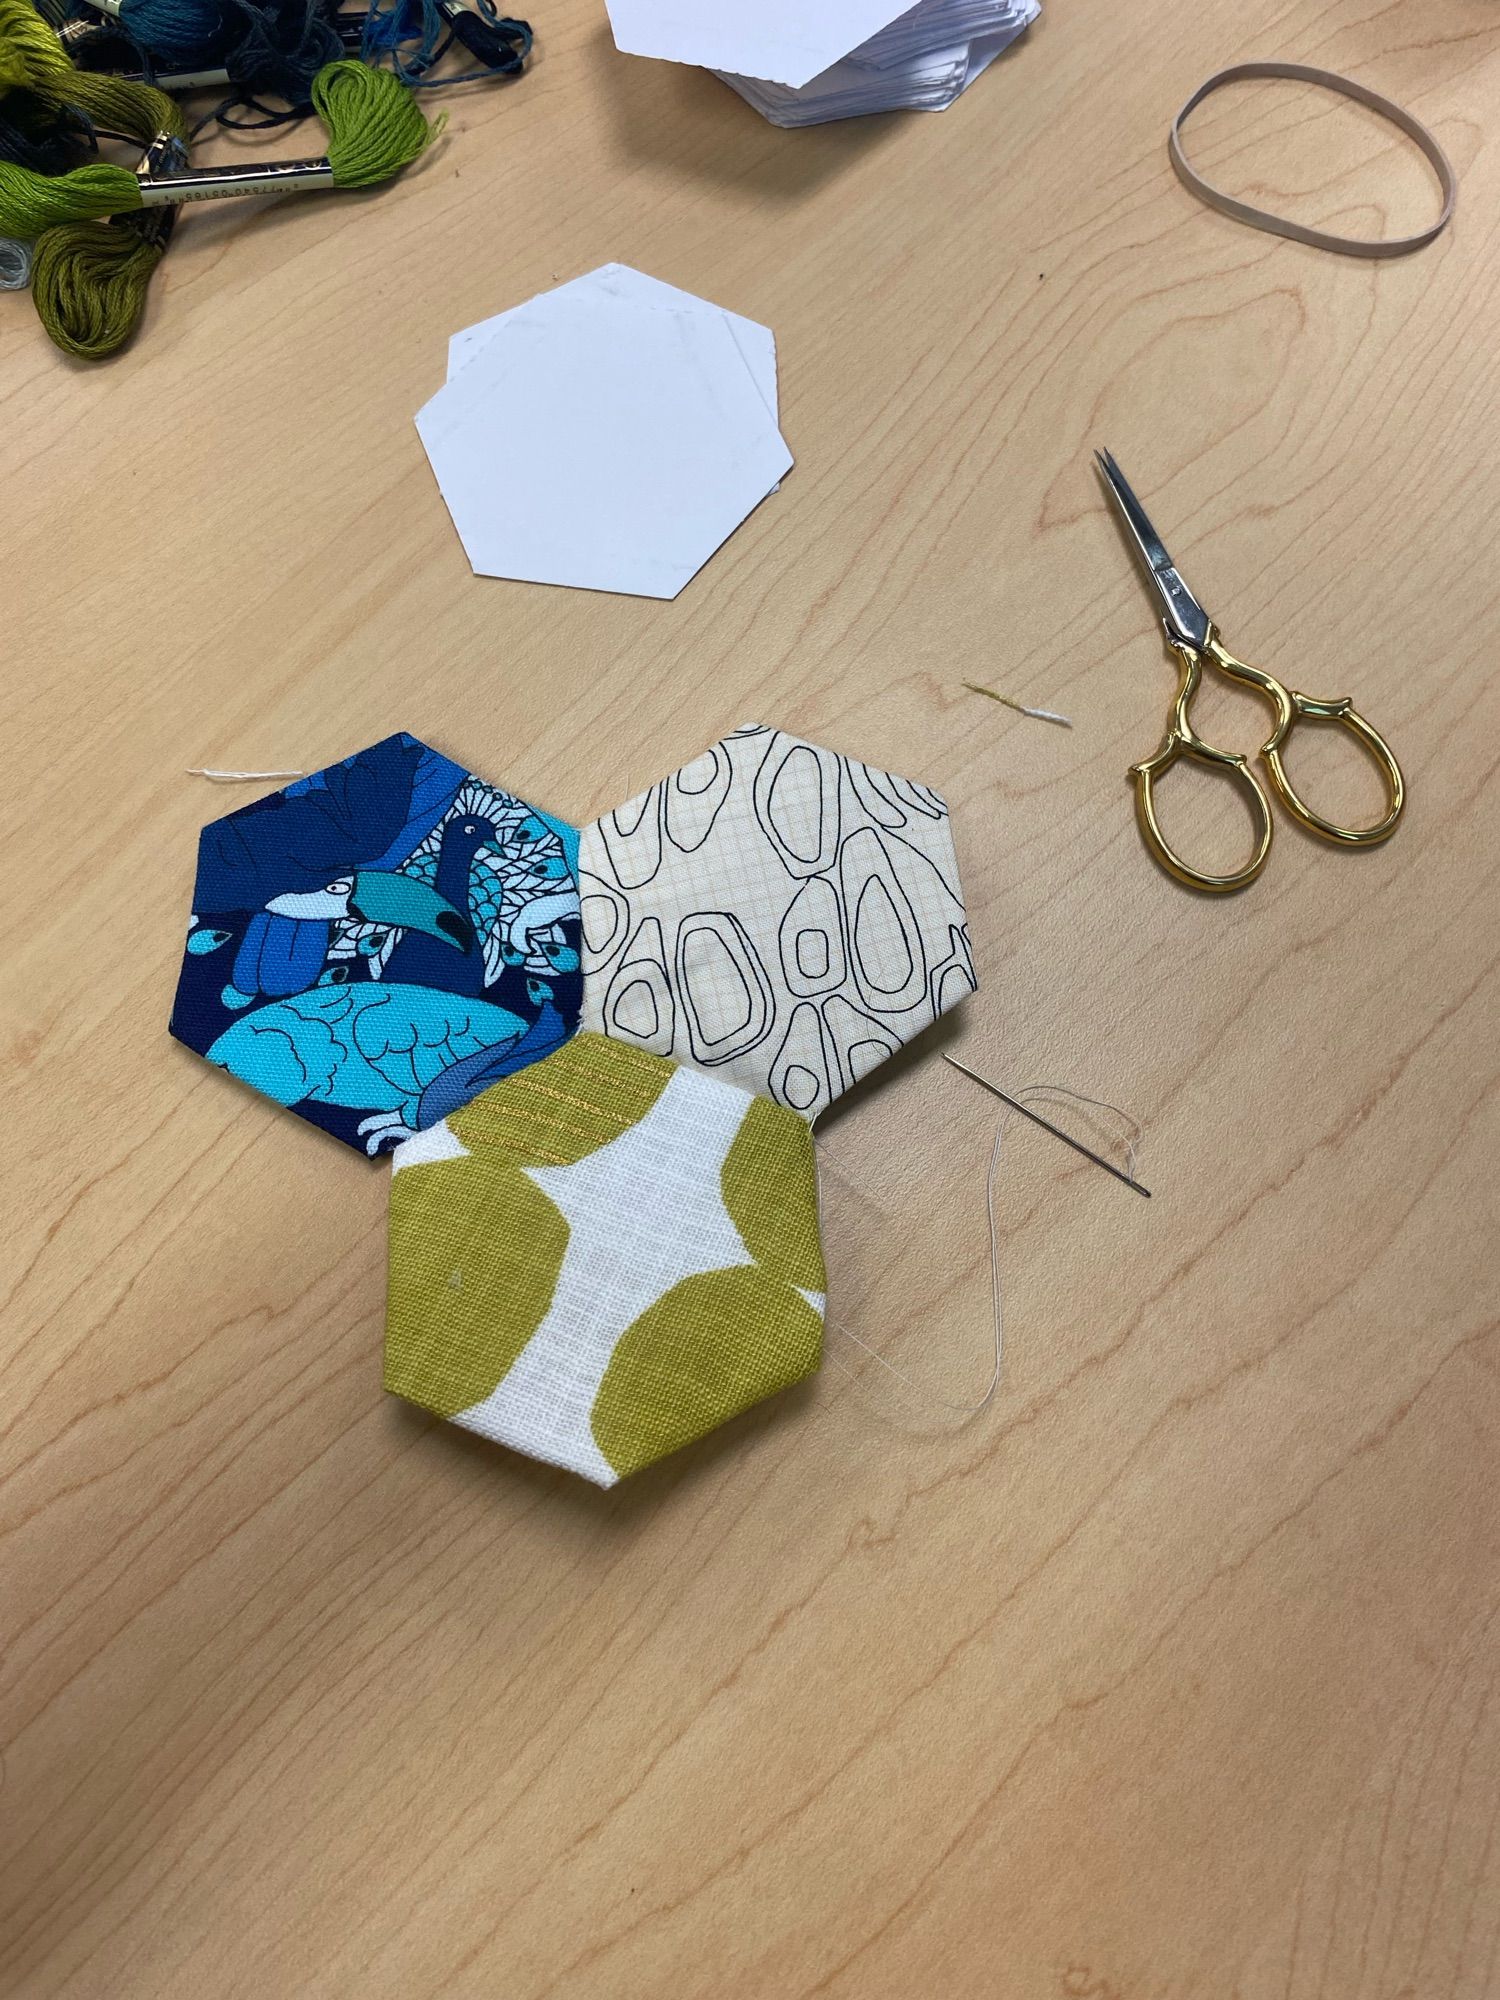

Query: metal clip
[135,157,336,207]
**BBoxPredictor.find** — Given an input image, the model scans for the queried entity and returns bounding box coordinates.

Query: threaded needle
[944,1056,1151,1198]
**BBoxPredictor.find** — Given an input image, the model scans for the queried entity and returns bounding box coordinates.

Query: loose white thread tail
[963,682,1073,727]
[187,769,308,782]
[817,1075,1144,1417]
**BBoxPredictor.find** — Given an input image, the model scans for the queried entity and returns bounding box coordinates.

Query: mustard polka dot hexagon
[384,1032,826,1486]
[169,734,584,1155]
[576,723,977,1118]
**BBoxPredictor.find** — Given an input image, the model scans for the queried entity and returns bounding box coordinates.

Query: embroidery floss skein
[0,0,186,166]
[359,0,530,91]
[30,132,186,355]
[76,0,237,71]
[0,85,94,173]
[0,85,92,285]
[0,0,188,346]
[61,0,526,117]
[189,0,345,117]
[0,58,438,235]
[61,1,348,124]
[0,0,177,122]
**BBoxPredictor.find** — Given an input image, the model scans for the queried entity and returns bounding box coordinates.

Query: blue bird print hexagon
[171,734,584,1154]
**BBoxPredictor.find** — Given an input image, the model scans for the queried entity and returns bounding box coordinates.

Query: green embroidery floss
[0,157,141,234]
[316,58,444,188]
[30,142,183,359]
[0,58,440,237]
[0,82,94,289]
[31,219,166,350]
[0,0,187,351]
[2,0,439,356]
[0,0,185,149]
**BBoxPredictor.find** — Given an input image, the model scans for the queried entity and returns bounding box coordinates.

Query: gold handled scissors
[1096,449,1405,893]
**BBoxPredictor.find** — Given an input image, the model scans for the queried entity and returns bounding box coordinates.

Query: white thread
[963,682,1073,728]
[186,768,308,782]
[817,1079,1142,1417]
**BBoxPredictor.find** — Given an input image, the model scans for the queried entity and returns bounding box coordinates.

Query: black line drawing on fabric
[676,909,776,1064]
[578,725,975,1117]
[664,742,734,854]
[600,914,677,1055]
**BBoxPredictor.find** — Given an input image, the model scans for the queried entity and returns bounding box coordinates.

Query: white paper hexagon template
[605,0,913,89]
[578,725,977,1118]
[417,277,791,600]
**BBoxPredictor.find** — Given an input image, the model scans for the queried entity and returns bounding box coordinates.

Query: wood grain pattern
[2,1,1498,1993]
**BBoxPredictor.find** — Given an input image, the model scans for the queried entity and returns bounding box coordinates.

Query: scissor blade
[1095,448,1210,651]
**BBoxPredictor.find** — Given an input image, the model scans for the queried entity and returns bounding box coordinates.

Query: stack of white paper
[717,0,1038,127]
[417,265,791,600]
[857,0,1027,65]
[606,0,1038,127]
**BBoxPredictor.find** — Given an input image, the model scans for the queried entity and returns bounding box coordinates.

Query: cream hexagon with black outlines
[577,724,976,1118]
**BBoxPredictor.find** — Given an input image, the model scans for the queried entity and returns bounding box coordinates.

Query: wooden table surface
[4,1,1499,1993]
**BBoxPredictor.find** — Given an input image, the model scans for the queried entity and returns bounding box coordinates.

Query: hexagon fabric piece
[170,734,583,1155]
[416,274,792,600]
[385,1032,826,1485]
[605,0,911,89]
[578,724,976,1118]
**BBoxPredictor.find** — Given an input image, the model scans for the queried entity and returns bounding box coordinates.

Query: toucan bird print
[171,735,584,1153]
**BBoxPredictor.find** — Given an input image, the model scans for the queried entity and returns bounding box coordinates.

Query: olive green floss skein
[0,0,185,154]
[0,57,439,236]
[0,0,186,355]
[1,21,438,358]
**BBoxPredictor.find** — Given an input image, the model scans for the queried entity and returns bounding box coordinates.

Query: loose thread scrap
[821,1063,1147,1417]
[963,681,1072,727]
[187,768,308,782]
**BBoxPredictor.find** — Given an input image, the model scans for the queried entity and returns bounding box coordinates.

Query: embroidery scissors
[1096,449,1405,892]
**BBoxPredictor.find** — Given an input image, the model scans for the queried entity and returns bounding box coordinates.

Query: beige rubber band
[1169,61,1456,258]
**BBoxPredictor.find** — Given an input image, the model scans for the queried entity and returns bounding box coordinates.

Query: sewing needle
[943,1056,1152,1198]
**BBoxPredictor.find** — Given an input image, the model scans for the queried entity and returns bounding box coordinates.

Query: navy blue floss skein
[0,88,96,170]
[202,0,343,126]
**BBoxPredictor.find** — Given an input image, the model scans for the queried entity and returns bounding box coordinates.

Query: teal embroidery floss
[359,0,531,92]
[77,0,238,72]
[61,0,527,123]
[62,3,348,130]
